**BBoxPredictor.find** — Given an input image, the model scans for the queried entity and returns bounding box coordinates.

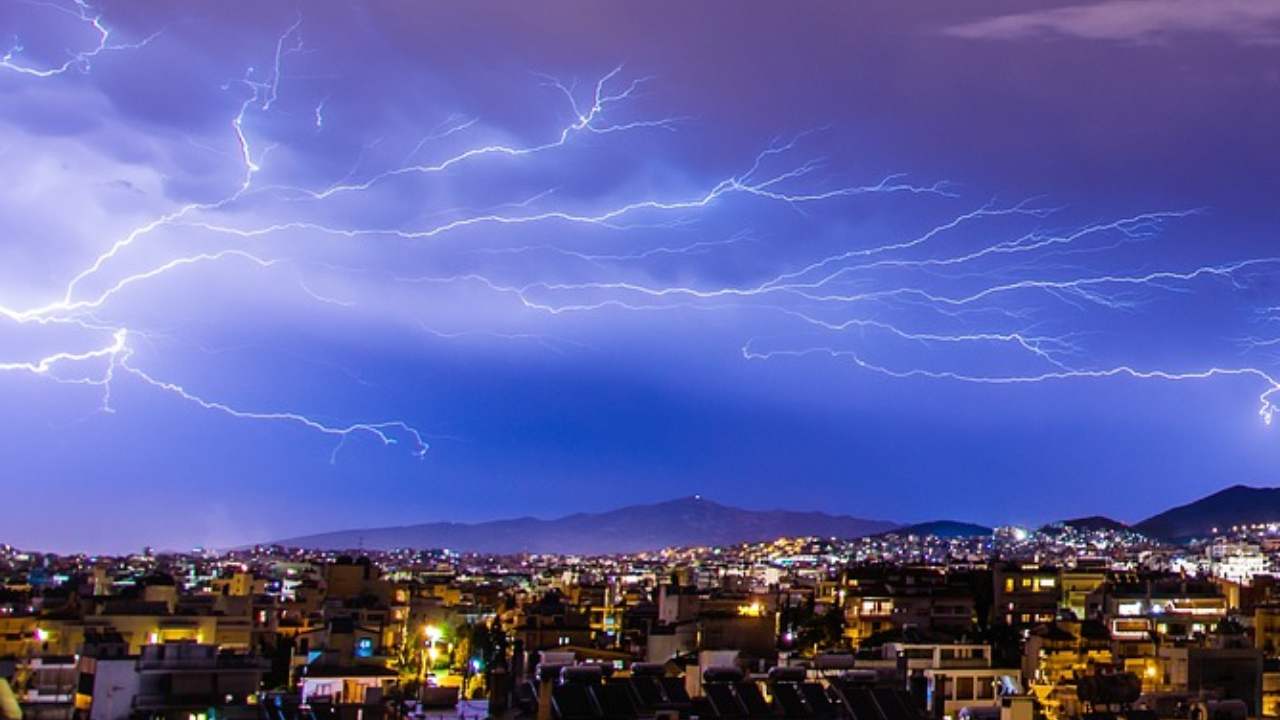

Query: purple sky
[2,1,1279,553]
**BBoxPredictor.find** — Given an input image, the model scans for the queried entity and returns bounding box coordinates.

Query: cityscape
[3,2,1280,720]
[6,487,1280,720]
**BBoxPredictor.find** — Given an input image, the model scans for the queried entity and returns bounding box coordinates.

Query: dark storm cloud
[944,1,1280,44]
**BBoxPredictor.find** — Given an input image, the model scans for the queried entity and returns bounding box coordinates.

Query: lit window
[356,637,374,658]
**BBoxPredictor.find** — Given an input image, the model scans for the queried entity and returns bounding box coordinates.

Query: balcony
[133,693,242,710]
[137,655,269,673]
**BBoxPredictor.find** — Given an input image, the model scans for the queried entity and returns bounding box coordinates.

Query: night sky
[2,1,1279,553]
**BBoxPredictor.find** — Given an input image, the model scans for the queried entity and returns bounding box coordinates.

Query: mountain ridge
[266,496,898,555]
[1058,516,1130,532]
[260,484,1280,554]
[1134,484,1280,540]
[881,520,994,538]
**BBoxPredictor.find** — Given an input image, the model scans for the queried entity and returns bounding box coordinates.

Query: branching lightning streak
[409,201,1280,422]
[1,15,433,460]
[285,66,681,200]
[0,0,160,77]
[469,231,758,266]
[740,344,1280,426]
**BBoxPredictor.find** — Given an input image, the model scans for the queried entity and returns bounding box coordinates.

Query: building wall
[85,658,140,720]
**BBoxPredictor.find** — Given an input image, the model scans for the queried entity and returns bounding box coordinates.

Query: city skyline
[3,1,1280,554]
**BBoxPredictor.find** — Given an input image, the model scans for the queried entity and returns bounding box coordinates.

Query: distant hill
[1059,516,1130,532]
[1135,485,1280,541]
[267,497,898,555]
[882,520,993,538]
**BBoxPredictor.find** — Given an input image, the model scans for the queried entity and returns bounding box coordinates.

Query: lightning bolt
[410,202,1280,425]
[1,0,159,77]
[0,14,433,461]
[740,344,1280,427]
